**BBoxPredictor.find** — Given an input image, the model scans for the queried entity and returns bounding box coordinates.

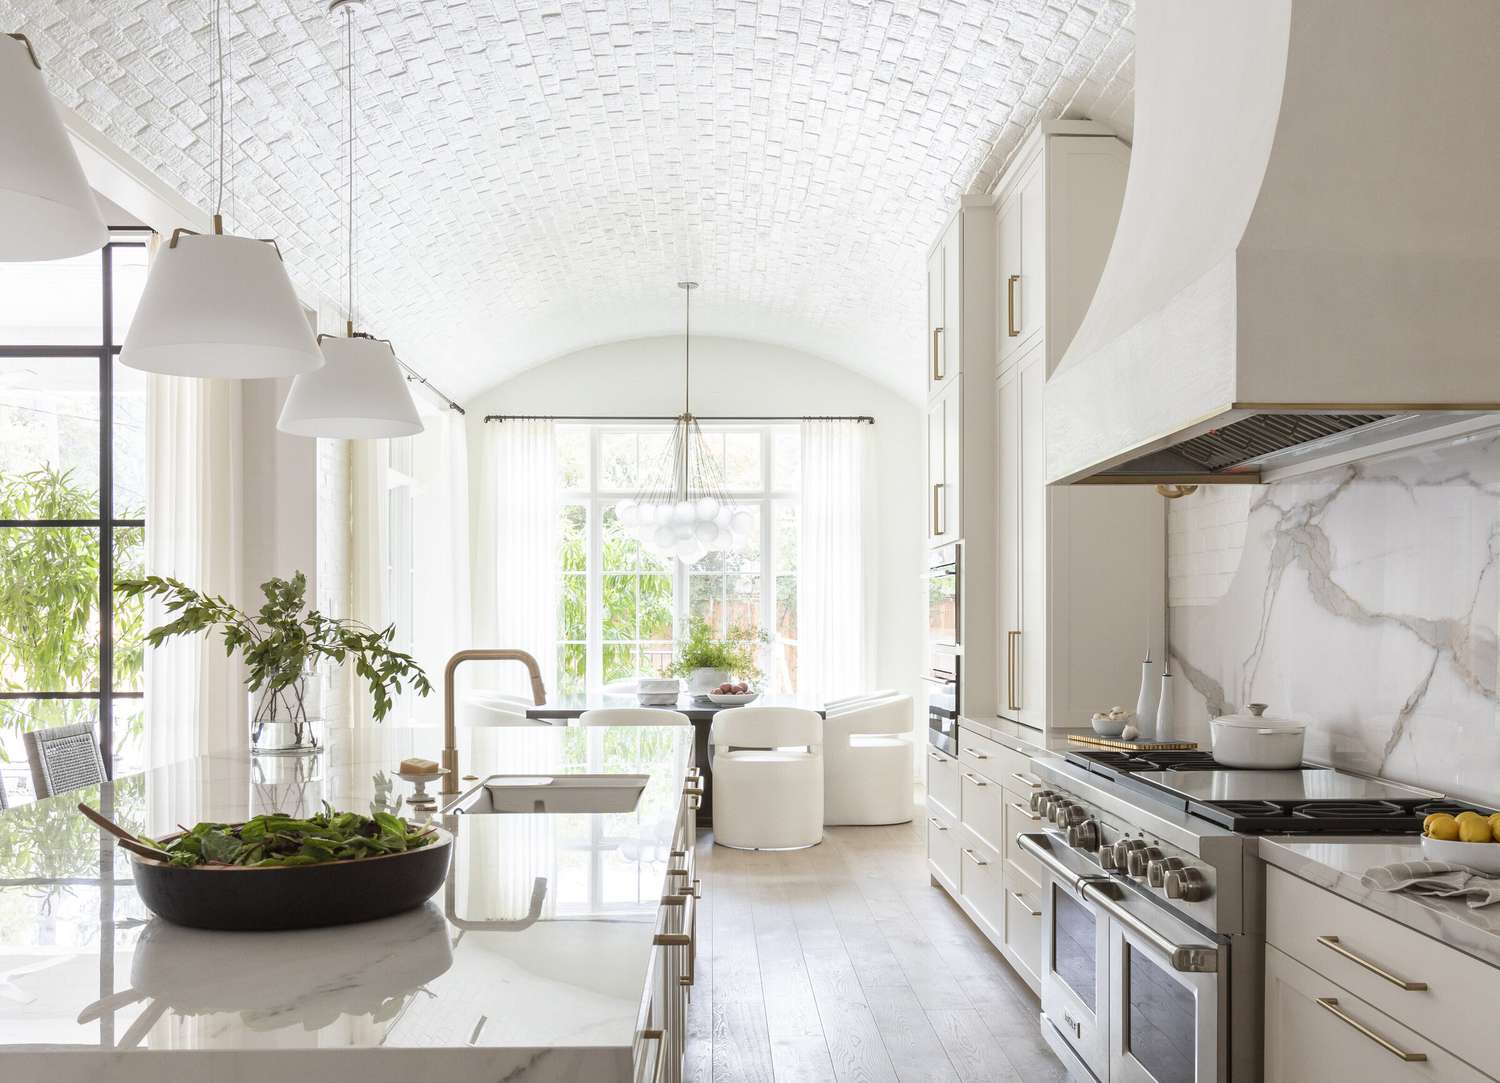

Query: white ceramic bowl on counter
[1209,703,1307,768]
[1420,836,1500,875]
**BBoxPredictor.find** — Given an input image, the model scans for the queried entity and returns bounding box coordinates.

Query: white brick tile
[3,0,1135,399]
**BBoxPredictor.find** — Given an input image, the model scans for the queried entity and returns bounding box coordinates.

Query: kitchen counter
[0,723,693,1082]
[1260,836,1500,970]
[958,715,1089,758]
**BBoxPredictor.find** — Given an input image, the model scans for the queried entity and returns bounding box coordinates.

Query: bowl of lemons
[1420,810,1500,875]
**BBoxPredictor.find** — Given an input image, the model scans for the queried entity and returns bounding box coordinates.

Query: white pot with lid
[1209,703,1307,769]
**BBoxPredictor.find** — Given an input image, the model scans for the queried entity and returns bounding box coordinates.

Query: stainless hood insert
[1045,0,1500,485]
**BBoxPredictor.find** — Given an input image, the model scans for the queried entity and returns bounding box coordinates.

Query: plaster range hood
[1045,0,1500,486]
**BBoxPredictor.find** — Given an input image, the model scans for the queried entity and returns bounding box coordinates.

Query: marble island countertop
[1260,836,1500,970]
[0,724,693,1082]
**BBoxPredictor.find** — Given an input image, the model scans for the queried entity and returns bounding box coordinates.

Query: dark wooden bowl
[127,826,454,931]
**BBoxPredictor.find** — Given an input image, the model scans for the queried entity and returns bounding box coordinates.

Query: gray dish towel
[1362,860,1500,908]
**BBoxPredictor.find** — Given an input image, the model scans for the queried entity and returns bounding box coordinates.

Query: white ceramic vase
[688,667,730,695]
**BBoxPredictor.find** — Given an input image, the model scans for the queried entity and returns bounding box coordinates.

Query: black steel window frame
[0,228,153,778]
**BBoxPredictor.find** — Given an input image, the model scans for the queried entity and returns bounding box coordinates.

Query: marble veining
[1169,431,1500,804]
[0,724,691,1082]
[1259,837,1500,971]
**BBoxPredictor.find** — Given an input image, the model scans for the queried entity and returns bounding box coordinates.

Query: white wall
[466,336,927,768]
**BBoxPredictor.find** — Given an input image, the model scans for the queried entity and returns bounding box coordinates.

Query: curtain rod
[396,361,465,415]
[482,413,875,425]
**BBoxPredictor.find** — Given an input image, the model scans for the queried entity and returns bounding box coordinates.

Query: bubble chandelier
[616,282,753,564]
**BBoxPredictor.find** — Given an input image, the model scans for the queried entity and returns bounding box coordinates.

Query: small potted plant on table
[118,571,432,754]
[668,617,767,696]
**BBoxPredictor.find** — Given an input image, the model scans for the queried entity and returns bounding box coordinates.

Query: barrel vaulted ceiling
[4,1,1135,402]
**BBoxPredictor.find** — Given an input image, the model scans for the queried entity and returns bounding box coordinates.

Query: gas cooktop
[1063,748,1493,835]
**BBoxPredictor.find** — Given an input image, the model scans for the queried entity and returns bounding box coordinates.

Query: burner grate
[1192,796,1497,834]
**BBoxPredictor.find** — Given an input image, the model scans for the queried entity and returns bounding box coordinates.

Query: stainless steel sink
[448,774,649,814]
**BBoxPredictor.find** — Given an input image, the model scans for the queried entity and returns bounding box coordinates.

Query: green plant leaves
[154,805,434,868]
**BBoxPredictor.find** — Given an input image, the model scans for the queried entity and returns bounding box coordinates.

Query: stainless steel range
[1022,749,1493,1083]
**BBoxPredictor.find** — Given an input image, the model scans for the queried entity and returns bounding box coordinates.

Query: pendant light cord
[345,7,356,328]
[683,284,690,416]
[211,0,224,217]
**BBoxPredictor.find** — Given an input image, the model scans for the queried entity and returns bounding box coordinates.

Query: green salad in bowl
[151,804,436,868]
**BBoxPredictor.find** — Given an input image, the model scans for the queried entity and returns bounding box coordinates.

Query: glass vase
[249,669,325,756]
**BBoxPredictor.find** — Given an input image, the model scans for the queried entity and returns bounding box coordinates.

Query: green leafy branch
[117,571,432,722]
[667,616,768,680]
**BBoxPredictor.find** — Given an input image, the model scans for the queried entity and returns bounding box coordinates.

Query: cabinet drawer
[957,727,1039,793]
[959,835,1004,942]
[1266,944,1492,1083]
[1268,866,1500,1073]
[1003,861,1043,993]
[927,806,961,892]
[960,767,1003,852]
[926,746,961,819]
[1002,786,1044,882]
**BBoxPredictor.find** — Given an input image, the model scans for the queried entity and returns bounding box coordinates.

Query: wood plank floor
[683,795,1068,1083]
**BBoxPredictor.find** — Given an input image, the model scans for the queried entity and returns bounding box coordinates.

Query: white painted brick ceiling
[5,0,1134,401]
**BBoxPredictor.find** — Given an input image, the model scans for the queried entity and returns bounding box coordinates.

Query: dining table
[524,692,827,822]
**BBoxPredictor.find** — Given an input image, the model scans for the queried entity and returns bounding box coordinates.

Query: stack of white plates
[637,678,680,707]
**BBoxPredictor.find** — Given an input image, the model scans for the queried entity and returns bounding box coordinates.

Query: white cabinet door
[942,218,962,384]
[926,392,948,545]
[996,156,1044,370]
[1017,345,1047,729]
[926,243,946,393]
[1265,945,1490,1083]
[936,378,961,542]
[995,367,1021,719]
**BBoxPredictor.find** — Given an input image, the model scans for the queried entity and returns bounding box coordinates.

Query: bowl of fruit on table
[1421,809,1500,875]
[707,682,758,706]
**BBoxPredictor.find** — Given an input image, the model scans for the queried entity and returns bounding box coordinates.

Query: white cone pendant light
[119,2,322,379]
[278,0,421,438]
[121,215,324,377]
[0,33,107,260]
[279,325,422,437]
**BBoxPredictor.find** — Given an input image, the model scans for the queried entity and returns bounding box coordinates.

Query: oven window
[928,570,956,643]
[1051,888,1096,1012]
[1125,943,1196,1083]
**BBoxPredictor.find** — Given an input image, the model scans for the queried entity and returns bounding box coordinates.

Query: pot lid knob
[1247,703,1268,717]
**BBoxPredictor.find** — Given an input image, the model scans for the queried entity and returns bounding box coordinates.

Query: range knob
[1046,798,1071,824]
[1111,838,1147,868]
[1126,846,1163,878]
[1097,842,1119,870]
[1164,867,1210,902]
[1030,789,1054,814]
[1147,856,1185,888]
[1058,804,1087,827]
[1067,819,1099,851]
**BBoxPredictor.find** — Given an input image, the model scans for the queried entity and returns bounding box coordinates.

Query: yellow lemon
[1456,810,1485,823]
[1459,818,1492,844]
[1487,812,1500,838]
[1427,815,1460,841]
[1425,812,1455,834]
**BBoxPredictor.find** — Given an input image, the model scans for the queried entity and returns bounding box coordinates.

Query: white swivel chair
[579,707,690,727]
[461,690,545,727]
[710,707,823,850]
[823,694,915,826]
[823,689,897,712]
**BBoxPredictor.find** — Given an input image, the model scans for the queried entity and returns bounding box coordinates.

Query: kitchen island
[0,723,696,1082]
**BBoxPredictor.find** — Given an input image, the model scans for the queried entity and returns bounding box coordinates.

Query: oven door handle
[1016,832,1104,895]
[1080,880,1220,974]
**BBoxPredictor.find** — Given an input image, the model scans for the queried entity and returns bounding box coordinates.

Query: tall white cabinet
[924,196,998,716]
[989,121,1165,729]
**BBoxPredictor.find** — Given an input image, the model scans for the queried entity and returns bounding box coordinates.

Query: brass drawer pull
[1006,274,1020,337]
[1315,997,1426,1062]
[1009,771,1039,789]
[931,483,945,536]
[963,847,988,867]
[931,326,944,381]
[1316,935,1427,991]
[1009,889,1040,917]
[962,746,989,760]
[963,772,987,787]
[1009,799,1040,821]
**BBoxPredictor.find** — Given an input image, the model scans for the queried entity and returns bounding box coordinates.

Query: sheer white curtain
[349,437,389,723]
[798,419,875,705]
[143,373,245,767]
[482,418,558,699]
[408,406,471,724]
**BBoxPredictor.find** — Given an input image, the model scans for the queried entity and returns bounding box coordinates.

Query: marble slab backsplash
[1168,430,1500,804]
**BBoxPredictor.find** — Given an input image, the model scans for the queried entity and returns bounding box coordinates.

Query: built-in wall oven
[1020,830,1228,1083]
[927,543,959,649]
[924,648,959,722]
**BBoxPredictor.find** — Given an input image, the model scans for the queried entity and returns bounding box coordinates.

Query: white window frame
[557,422,799,694]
